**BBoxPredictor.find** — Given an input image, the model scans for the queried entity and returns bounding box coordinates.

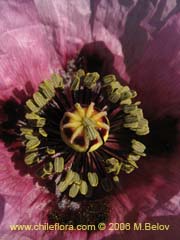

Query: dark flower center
[18,62,149,200]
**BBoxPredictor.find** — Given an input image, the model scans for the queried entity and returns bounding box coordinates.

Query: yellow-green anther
[113,176,119,182]
[26,137,40,150]
[127,154,141,161]
[132,139,146,155]
[124,121,139,129]
[135,101,141,105]
[123,104,137,114]
[39,128,48,137]
[51,74,64,88]
[54,157,64,173]
[37,162,53,178]
[136,119,150,135]
[24,152,38,165]
[43,162,53,174]
[24,134,38,140]
[88,172,98,187]
[119,86,134,105]
[131,90,137,98]
[115,162,122,175]
[125,165,135,174]
[26,99,39,113]
[122,164,135,174]
[20,128,33,135]
[136,127,149,136]
[25,112,41,120]
[120,98,132,105]
[120,86,131,99]
[44,79,54,92]
[71,76,80,91]
[25,147,38,153]
[33,92,47,108]
[65,170,75,185]
[84,72,100,89]
[76,69,85,78]
[46,148,55,155]
[103,74,116,86]
[72,172,81,185]
[106,81,122,95]
[39,82,55,99]
[80,180,88,195]
[58,180,68,193]
[36,118,46,127]
[105,158,122,175]
[108,89,121,103]
[124,115,138,123]
[133,108,144,119]
[25,112,46,127]
[69,183,80,198]
[128,159,138,168]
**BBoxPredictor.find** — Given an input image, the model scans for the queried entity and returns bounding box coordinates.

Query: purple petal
[91,0,180,70]
[129,13,180,119]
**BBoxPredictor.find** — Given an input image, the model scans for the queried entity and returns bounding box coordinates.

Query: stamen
[33,91,48,108]
[24,152,39,165]
[83,72,100,89]
[88,172,99,187]
[80,180,88,195]
[26,99,39,113]
[54,157,64,173]
[69,183,80,198]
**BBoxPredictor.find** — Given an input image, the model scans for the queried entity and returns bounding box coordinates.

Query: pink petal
[0,142,56,240]
[0,0,60,101]
[0,0,128,102]
[34,0,92,65]
[34,0,128,80]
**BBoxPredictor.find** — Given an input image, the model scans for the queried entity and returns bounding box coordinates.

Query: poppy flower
[0,1,180,240]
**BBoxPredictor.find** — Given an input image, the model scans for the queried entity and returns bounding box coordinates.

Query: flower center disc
[60,102,110,152]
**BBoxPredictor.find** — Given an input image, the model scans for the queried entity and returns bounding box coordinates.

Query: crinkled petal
[91,0,179,70]
[0,0,60,101]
